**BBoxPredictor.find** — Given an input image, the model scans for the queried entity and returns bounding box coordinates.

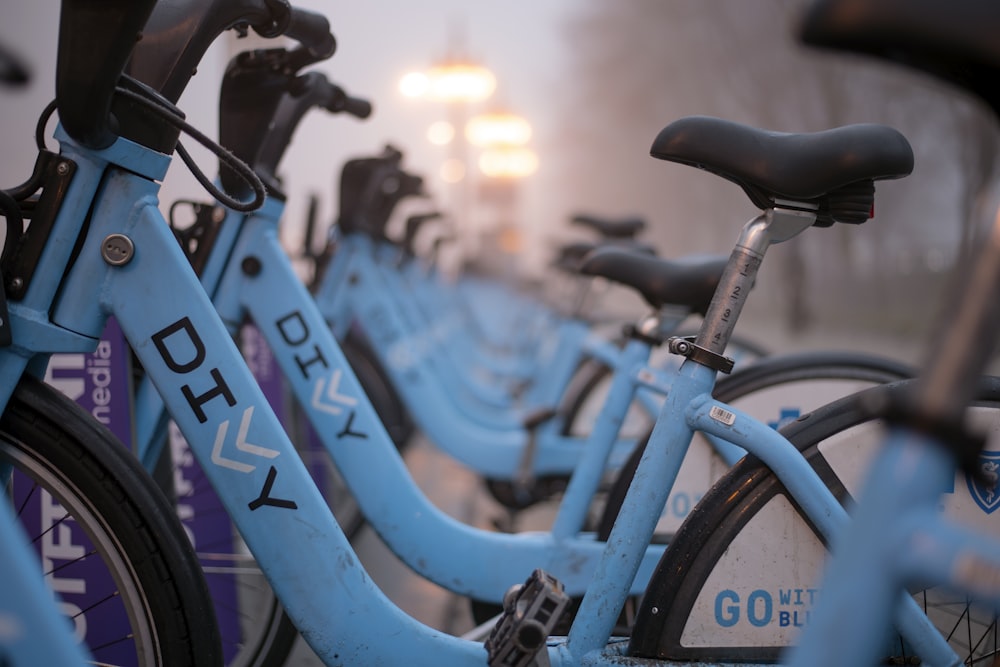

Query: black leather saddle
[650,116,913,226]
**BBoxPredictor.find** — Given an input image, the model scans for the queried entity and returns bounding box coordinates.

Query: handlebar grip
[339,95,372,120]
[305,76,372,119]
[0,43,29,86]
[285,7,336,59]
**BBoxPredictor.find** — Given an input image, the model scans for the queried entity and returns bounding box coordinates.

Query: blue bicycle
[0,4,223,665]
[0,38,142,667]
[125,32,925,665]
[4,1,983,665]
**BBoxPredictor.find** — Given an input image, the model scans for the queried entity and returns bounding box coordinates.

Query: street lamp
[465,111,532,147]
[464,110,538,273]
[467,109,538,179]
[400,63,496,103]
[399,58,496,254]
[477,147,539,179]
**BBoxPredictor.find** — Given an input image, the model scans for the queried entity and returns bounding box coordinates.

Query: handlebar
[55,0,338,151]
[217,48,371,196]
[126,0,335,104]
[56,0,157,148]
[337,147,426,237]
[282,6,336,62]
[253,72,371,184]
[327,88,373,120]
[287,71,372,120]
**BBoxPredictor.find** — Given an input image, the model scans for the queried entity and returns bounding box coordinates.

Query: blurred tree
[553,0,1000,337]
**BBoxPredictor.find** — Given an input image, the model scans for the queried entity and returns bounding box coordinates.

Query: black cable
[175,141,259,213]
[35,99,57,151]
[113,86,266,212]
[28,85,266,213]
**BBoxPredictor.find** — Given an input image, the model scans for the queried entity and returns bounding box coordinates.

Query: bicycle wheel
[2,375,221,667]
[629,377,1000,663]
[595,350,914,539]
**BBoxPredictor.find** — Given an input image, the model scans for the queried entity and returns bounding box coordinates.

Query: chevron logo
[210,406,280,473]
[311,369,358,415]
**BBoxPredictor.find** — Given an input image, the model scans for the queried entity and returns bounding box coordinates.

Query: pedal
[484,569,570,667]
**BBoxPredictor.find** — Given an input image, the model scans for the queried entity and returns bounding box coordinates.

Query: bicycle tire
[2,375,221,667]
[595,350,914,540]
[629,376,1000,663]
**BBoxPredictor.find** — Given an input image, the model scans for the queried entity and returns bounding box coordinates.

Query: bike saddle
[801,0,1000,118]
[570,213,646,240]
[552,241,599,273]
[650,116,913,226]
[579,247,726,316]
[553,240,656,274]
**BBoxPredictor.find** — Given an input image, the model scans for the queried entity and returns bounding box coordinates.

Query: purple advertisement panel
[11,480,134,665]
[27,317,137,664]
[241,323,285,415]
[44,316,132,448]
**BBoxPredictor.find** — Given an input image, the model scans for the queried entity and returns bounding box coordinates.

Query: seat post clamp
[668,336,735,374]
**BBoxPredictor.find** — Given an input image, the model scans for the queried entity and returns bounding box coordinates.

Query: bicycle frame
[0,124,956,663]
[321,225,625,405]
[130,194,666,600]
[783,3,1000,664]
[559,209,957,665]
[314,229,646,472]
[350,237,597,404]
[313,218,755,467]
[0,499,92,666]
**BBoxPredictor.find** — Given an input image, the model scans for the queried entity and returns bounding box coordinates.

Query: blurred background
[3,0,1000,343]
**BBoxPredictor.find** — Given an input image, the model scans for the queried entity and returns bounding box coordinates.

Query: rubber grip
[341,95,372,119]
[317,77,372,119]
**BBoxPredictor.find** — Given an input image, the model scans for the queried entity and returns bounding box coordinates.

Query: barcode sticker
[709,405,736,426]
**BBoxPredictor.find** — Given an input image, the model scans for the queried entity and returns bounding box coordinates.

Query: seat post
[692,206,816,359]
